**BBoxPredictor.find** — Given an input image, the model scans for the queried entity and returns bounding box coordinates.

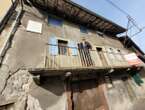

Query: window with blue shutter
[48,16,63,27]
[49,35,58,55]
[68,41,78,56]
[58,40,68,55]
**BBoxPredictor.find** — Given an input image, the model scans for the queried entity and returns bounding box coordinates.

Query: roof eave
[28,0,126,35]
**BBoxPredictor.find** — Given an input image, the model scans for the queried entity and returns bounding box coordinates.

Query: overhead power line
[130,26,145,38]
[104,0,130,16]
[104,0,145,41]
[104,0,140,28]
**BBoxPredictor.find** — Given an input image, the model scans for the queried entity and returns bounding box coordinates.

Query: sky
[72,0,145,53]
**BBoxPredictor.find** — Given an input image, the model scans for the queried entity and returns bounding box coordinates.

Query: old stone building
[0,0,145,110]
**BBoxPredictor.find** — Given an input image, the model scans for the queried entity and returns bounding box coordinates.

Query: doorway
[96,47,108,67]
[67,78,108,110]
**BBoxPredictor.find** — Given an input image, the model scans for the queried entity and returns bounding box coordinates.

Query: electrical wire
[11,0,14,4]
[130,26,145,38]
[104,0,145,39]
[104,0,130,16]
[104,0,140,28]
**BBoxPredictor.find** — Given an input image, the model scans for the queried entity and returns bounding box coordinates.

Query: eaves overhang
[28,0,126,35]
[119,36,145,55]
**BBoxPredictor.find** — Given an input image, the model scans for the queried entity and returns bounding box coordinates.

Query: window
[48,16,63,27]
[58,40,68,55]
[80,26,88,33]
[96,47,102,52]
[96,47,108,66]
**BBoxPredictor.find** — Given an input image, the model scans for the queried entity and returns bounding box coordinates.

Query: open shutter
[49,35,58,55]
[68,41,78,56]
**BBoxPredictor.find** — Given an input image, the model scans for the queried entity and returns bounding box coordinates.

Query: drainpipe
[19,0,24,11]
[11,0,14,4]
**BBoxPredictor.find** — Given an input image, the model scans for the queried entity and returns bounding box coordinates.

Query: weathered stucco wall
[105,69,145,110]
[20,5,126,49]
[30,77,67,110]
[0,4,145,110]
[10,5,129,69]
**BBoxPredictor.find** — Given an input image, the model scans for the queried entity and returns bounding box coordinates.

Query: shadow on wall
[30,76,65,109]
[39,76,64,96]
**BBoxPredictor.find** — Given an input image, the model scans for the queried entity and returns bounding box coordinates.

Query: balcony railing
[45,44,129,69]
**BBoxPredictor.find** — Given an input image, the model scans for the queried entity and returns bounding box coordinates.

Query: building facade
[0,0,145,110]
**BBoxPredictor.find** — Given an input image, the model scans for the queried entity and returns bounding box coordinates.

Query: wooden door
[96,47,108,67]
[70,79,107,110]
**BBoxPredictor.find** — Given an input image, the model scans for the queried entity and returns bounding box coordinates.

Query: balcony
[29,44,132,76]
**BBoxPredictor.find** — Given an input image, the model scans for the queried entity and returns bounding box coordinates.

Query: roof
[28,0,126,35]
[119,36,145,55]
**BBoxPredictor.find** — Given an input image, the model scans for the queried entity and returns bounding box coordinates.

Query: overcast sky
[72,0,145,53]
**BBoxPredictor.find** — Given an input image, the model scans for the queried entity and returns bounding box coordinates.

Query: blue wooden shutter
[68,41,78,56]
[49,35,58,55]
[48,16,63,26]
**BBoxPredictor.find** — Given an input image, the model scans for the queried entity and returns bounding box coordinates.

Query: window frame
[58,39,68,55]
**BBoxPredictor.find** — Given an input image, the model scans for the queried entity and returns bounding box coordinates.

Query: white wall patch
[26,20,42,34]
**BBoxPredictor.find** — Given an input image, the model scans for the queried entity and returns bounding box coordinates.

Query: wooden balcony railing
[45,44,129,69]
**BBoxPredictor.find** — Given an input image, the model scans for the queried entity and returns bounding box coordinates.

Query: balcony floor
[28,65,133,76]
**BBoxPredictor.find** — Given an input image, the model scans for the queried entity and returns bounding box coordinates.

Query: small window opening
[96,47,103,52]
[117,49,121,52]
[58,40,68,55]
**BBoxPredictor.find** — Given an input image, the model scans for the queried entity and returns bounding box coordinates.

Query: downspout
[0,0,17,33]
[20,0,24,11]
[11,0,14,4]
[0,0,23,65]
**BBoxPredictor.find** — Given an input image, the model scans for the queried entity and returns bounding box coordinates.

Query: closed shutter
[49,35,58,55]
[68,41,78,56]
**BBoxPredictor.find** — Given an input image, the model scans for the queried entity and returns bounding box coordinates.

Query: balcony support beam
[27,66,134,77]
